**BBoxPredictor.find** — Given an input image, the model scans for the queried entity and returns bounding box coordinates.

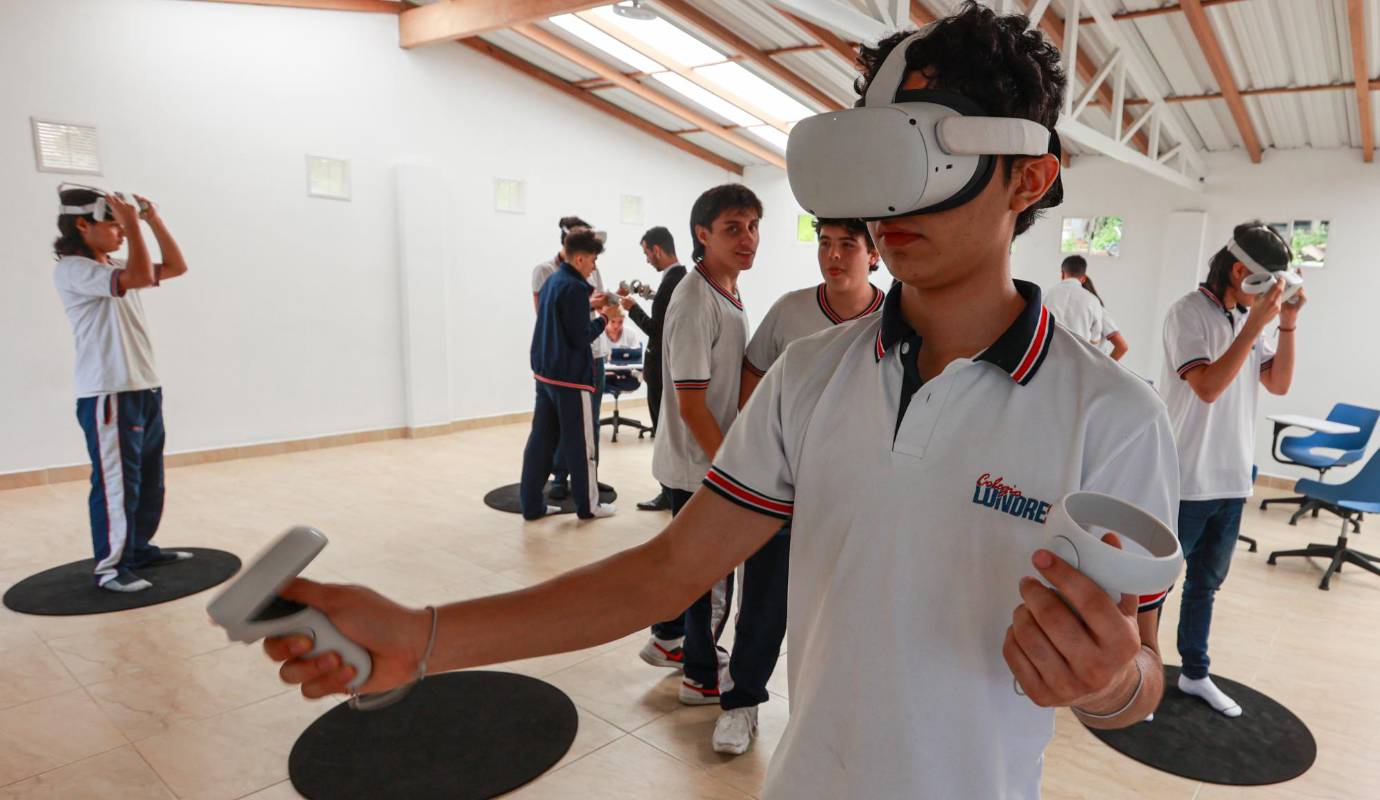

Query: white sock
[1178,674,1242,717]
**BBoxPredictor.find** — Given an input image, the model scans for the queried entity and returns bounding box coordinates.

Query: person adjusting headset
[1159,221,1304,718]
[256,6,1179,798]
[52,183,194,593]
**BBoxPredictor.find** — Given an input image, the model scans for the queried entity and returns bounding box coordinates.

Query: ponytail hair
[1080,274,1103,306]
[53,187,100,260]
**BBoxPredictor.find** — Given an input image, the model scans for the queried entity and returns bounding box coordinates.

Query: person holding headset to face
[52,186,193,593]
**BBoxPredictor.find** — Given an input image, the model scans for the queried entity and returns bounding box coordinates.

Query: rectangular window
[1061,216,1122,257]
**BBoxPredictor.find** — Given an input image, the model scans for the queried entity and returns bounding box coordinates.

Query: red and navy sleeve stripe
[673,379,710,390]
[1260,356,1275,372]
[110,269,126,297]
[743,358,766,377]
[1137,588,1169,613]
[703,467,793,520]
[1177,357,1210,378]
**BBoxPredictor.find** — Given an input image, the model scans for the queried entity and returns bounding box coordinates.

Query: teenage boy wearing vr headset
[258,6,1178,797]
[520,228,617,521]
[531,217,612,501]
[1160,221,1304,717]
[53,185,193,592]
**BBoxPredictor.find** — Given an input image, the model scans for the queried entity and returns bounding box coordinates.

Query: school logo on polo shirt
[971,472,1052,524]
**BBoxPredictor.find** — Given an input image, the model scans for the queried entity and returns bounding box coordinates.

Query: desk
[1266,414,1361,467]
[1262,414,1365,528]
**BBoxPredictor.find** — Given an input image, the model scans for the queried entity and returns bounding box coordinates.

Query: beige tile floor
[1,422,1379,799]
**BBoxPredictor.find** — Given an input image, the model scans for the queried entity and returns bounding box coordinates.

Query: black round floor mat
[3,548,241,616]
[483,482,616,514]
[1087,666,1315,785]
[290,671,578,800]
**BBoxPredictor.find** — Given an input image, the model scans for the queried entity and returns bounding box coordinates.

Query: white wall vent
[32,118,102,175]
[494,178,525,214]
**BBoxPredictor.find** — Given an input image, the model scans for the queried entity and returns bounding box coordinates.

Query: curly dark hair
[689,183,762,262]
[855,2,1066,237]
[563,227,605,258]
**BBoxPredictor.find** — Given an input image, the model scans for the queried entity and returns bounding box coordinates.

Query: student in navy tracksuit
[520,229,617,520]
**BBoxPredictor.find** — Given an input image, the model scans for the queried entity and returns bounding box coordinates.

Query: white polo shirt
[652,263,749,492]
[1098,311,1121,353]
[704,280,1179,800]
[532,257,609,361]
[1043,277,1108,346]
[53,256,161,398]
[601,324,642,352]
[744,283,884,376]
[1160,285,1276,501]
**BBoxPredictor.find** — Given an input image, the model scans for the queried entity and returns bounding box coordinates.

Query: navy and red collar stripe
[695,262,742,310]
[817,283,884,324]
[872,279,1055,386]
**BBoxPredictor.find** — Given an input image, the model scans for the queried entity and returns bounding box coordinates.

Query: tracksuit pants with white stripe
[520,382,599,519]
[76,389,167,586]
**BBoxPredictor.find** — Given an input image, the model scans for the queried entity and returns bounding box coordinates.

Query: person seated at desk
[602,306,643,395]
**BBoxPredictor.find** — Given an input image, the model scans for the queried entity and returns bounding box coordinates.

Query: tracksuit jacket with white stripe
[530,261,607,391]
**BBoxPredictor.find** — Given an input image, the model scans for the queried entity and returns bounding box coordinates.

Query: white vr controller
[207,527,372,691]
[1038,492,1183,600]
[1229,239,1303,304]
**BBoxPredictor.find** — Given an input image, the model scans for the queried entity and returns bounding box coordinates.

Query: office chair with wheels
[601,347,652,443]
[1268,448,1380,590]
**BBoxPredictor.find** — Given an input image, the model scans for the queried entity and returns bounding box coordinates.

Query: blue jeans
[1175,498,1246,680]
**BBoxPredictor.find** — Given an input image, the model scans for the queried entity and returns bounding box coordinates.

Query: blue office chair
[601,346,652,443]
[1268,448,1380,590]
[1261,403,1379,528]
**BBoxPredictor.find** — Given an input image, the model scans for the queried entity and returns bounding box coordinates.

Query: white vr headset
[786,29,1061,220]
[561,222,607,245]
[57,182,151,220]
[1229,237,1303,304]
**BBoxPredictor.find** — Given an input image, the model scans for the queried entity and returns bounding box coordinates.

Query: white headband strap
[863,29,928,107]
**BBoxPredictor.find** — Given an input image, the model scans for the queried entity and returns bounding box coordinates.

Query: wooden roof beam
[1180,0,1262,162]
[462,38,740,174]
[197,0,403,11]
[512,23,785,167]
[401,0,604,49]
[655,0,843,111]
[1346,0,1375,162]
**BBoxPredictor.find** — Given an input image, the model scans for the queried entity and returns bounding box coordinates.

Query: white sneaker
[545,505,561,515]
[587,504,617,519]
[712,706,758,755]
[679,678,720,706]
[639,636,685,669]
[99,570,152,593]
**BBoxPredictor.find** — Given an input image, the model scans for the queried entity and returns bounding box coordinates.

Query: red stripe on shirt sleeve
[703,467,792,520]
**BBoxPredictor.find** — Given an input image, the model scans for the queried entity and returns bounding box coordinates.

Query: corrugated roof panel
[677,0,815,50]
[774,50,858,103]
[679,129,770,165]
[634,74,749,128]
[479,29,598,83]
[590,86,699,131]
[532,17,658,75]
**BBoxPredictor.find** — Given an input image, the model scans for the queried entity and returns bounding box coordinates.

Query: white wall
[0,0,730,474]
